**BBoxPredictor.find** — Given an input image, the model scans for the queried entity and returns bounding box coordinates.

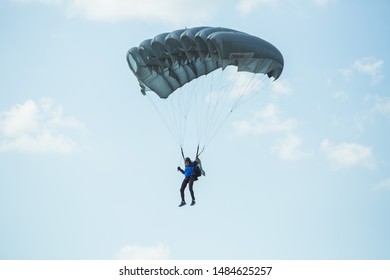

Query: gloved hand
[177,166,181,171]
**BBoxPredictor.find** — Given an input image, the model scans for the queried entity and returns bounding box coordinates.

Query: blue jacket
[181,162,195,177]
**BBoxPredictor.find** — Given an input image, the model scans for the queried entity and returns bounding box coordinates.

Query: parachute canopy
[127,26,284,99]
[126,27,284,157]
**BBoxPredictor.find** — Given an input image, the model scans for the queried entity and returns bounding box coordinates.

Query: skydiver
[177,157,199,207]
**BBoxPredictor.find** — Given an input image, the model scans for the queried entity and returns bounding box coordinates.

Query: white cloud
[116,243,170,260]
[236,0,277,15]
[273,133,311,161]
[16,0,337,21]
[0,98,85,154]
[372,96,390,117]
[353,56,384,84]
[350,96,390,132]
[233,103,297,135]
[0,130,77,154]
[236,0,333,15]
[339,56,384,85]
[233,104,310,161]
[271,79,293,97]
[320,139,375,169]
[0,99,39,137]
[40,98,85,129]
[373,178,390,192]
[225,70,268,100]
[15,0,218,23]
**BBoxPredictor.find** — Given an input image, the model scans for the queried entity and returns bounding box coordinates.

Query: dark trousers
[180,176,195,202]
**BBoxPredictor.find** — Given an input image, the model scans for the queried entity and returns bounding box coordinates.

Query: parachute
[127,26,284,157]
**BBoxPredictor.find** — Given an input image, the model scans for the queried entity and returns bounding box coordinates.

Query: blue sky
[1,0,389,260]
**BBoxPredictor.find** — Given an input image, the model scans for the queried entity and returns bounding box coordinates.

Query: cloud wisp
[16,0,335,23]
[271,79,293,98]
[233,103,296,135]
[0,98,85,154]
[236,0,278,15]
[272,133,311,161]
[236,0,334,15]
[354,57,384,85]
[233,103,310,161]
[320,139,375,169]
[340,56,384,85]
[14,0,219,24]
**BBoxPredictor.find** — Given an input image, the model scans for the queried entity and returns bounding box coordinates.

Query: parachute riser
[180,145,204,162]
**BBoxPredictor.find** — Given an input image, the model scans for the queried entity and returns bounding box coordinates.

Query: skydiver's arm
[177,167,184,174]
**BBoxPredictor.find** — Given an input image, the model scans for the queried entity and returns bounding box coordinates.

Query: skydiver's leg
[180,177,189,202]
[189,177,195,204]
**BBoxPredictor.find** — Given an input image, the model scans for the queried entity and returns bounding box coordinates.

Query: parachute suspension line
[147,71,272,160]
[199,69,227,152]
[198,72,214,150]
[194,71,210,153]
[146,93,181,148]
[201,108,233,156]
[231,73,269,112]
[178,88,187,146]
[195,70,215,153]
[177,76,202,161]
[165,83,194,150]
[197,145,205,158]
[178,78,196,152]
[197,72,211,148]
[173,89,186,148]
[198,70,271,154]
[162,95,179,144]
[199,72,211,144]
[230,72,257,111]
[200,68,242,152]
[203,71,225,145]
[192,67,237,155]
[194,73,204,153]
[243,74,270,106]
[164,92,185,148]
[181,146,185,161]
[159,77,197,155]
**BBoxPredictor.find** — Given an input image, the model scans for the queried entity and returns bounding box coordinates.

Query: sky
[1,0,389,260]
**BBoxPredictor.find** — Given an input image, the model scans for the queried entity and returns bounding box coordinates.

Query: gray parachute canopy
[127,26,284,99]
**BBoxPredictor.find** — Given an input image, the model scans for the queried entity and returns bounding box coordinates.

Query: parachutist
[177,157,201,207]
